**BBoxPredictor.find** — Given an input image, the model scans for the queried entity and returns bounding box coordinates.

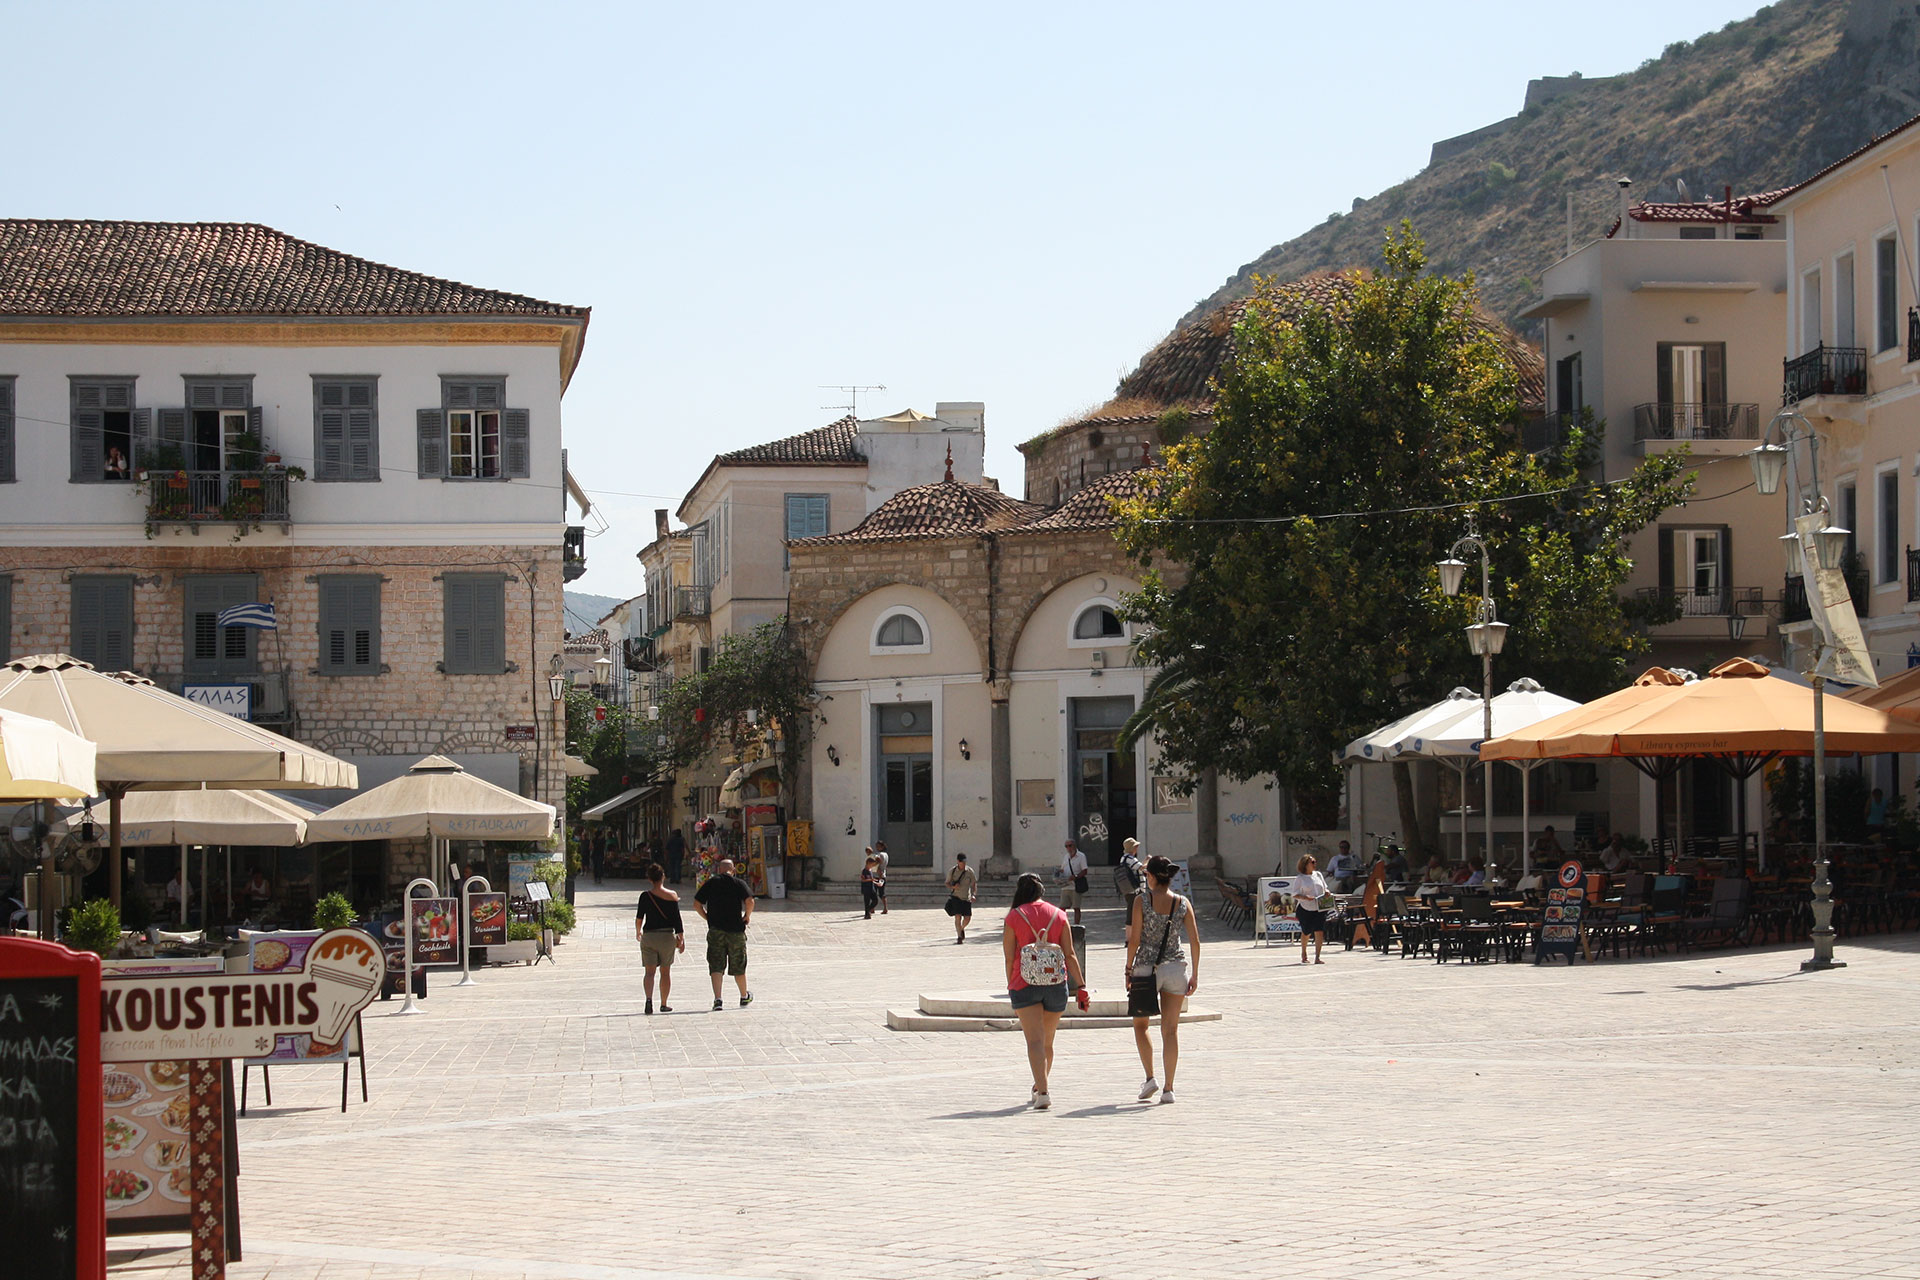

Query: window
[1838,481,1859,568]
[314,378,379,481]
[182,378,257,472]
[1879,467,1900,584]
[318,576,381,675]
[1657,527,1730,613]
[1876,236,1899,353]
[418,379,528,480]
[876,613,925,646]
[1733,225,1763,241]
[70,575,134,671]
[0,376,13,483]
[1655,342,1726,435]
[1073,604,1125,640]
[1678,226,1716,241]
[1835,252,1856,349]
[442,573,506,674]
[70,378,145,482]
[1801,267,1823,354]
[785,493,827,568]
[0,575,11,663]
[183,574,260,676]
[1553,353,1582,415]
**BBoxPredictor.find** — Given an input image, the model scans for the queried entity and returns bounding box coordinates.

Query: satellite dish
[1677,178,1691,203]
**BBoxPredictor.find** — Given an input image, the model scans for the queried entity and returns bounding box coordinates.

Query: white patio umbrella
[1387,678,1584,875]
[1342,688,1483,862]
[304,755,555,844]
[0,707,98,800]
[0,654,357,910]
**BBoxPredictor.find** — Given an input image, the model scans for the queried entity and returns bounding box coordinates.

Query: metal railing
[563,525,587,582]
[145,470,290,526]
[1782,344,1867,403]
[1631,402,1759,442]
[1908,546,1920,604]
[1521,411,1574,454]
[1910,308,1920,365]
[1635,585,1762,618]
[1781,565,1870,624]
[673,584,711,620]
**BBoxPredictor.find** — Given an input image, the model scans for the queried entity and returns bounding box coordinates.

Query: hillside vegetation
[1179,0,1920,334]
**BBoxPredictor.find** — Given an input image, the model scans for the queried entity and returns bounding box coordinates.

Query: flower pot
[490,939,539,965]
[240,477,260,490]
[168,476,188,490]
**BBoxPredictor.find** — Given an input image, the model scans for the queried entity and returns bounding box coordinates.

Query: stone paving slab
[108,875,1920,1280]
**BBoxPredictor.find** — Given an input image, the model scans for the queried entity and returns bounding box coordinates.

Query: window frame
[1875,232,1900,354]
[1067,598,1129,648]
[70,574,135,671]
[870,604,931,655]
[429,377,520,482]
[182,573,262,678]
[69,376,142,484]
[442,572,508,675]
[312,376,381,482]
[1876,462,1901,586]
[784,493,829,569]
[317,574,383,676]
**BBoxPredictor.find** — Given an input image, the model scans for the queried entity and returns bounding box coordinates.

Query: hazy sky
[9,0,1764,602]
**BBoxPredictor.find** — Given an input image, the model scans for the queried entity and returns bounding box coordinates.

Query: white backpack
[1016,905,1068,986]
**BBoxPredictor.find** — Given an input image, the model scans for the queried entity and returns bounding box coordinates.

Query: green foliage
[654,618,814,782]
[507,920,541,941]
[65,898,123,956]
[1112,226,1691,798]
[541,897,577,936]
[531,858,566,887]
[1156,407,1194,447]
[564,688,636,817]
[312,892,357,930]
[1486,160,1517,186]
[1768,762,1873,845]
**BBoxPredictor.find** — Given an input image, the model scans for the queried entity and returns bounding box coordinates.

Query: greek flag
[217,601,277,630]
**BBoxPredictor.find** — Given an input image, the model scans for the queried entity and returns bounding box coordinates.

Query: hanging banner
[1796,511,1877,687]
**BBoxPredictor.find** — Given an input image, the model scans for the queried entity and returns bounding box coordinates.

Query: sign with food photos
[466,893,508,948]
[243,933,347,1066]
[408,898,459,967]
[1535,860,1585,964]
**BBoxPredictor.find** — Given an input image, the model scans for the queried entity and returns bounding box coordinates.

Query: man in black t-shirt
[693,858,755,1010]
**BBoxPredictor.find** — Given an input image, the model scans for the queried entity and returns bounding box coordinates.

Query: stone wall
[2,541,568,816]
[1019,413,1213,506]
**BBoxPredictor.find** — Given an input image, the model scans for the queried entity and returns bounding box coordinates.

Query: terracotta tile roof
[1623,189,1788,225]
[0,220,586,319]
[1772,110,1920,207]
[1013,468,1153,533]
[791,479,1044,546]
[712,415,862,467]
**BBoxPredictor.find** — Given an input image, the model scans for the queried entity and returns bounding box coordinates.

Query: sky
[8,0,1766,602]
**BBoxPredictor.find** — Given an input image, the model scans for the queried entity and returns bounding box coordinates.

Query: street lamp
[1435,519,1503,869]
[1744,407,1848,971]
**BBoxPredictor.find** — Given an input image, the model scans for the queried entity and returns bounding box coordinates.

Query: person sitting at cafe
[1324,840,1361,892]
[1421,853,1451,883]
[1599,834,1634,875]
[245,867,273,912]
[1532,825,1568,864]
[1383,845,1410,882]
[1452,854,1486,886]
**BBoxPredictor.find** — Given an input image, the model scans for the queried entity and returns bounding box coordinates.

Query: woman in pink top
[1002,873,1088,1110]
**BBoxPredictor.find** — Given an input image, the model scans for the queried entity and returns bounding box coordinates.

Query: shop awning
[563,754,598,777]
[582,785,661,821]
[719,757,779,808]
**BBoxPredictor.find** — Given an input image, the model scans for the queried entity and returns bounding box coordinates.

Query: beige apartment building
[1772,112,1920,789]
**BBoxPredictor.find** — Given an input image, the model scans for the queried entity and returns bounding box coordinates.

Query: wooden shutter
[1703,344,1726,408]
[417,408,446,477]
[154,407,188,471]
[444,382,473,410]
[1719,525,1733,613]
[320,576,380,673]
[472,381,501,410]
[1655,344,1673,406]
[316,386,347,479]
[346,382,376,479]
[350,578,379,670]
[444,575,476,672]
[475,577,505,673]
[129,408,151,471]
[1657,528,1675,595]
[501,408,530,478]
[73,577,133,671]
[246,404,264,455]
[0,378,13,484]
[72,404,104,482]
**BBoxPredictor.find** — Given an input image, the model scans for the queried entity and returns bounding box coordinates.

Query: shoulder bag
[1016,905,1069,986]
[1127,896,1181,1018]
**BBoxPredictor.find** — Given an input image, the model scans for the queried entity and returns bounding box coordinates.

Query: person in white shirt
[1292,854,1333,965]
[166,872,193,925]
[1058,839,1090,926]
[871,840,890,914]
[1325,840,1361,892]
[1599,834,1634,875]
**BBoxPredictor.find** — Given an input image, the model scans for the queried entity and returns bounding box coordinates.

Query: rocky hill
[1179,0,1920,335]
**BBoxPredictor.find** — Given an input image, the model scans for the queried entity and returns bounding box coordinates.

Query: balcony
[144,470,290,531]
[562,525,587,583]
[1520,411,1574,455]
[1782,344,1867,403]
[1631,402,1759,445]
[1781,562,1870,625]
[1908,546,1920,604]
[673,584,711,621]
[1636,585,1762,618]
[622,634,658,673]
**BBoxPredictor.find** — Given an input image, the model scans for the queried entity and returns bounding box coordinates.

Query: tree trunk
[1392,760,1426,858]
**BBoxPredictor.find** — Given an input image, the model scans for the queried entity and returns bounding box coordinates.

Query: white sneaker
[1033,1091,1051,1110]
[1137,1077,1160,1101]
[1160,1088,1176,1104]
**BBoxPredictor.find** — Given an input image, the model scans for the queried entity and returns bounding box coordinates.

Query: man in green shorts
[694,857,755,1010]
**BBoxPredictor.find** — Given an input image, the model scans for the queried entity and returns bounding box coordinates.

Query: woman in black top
[634,863,685,1014]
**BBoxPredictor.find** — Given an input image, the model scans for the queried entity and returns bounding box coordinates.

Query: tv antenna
[820,385,886,417]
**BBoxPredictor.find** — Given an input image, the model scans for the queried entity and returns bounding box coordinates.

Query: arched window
[877,613,925,647]
[1073,604,1125,641]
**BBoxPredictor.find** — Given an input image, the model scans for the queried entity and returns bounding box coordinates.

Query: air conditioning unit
[245,671,290,721]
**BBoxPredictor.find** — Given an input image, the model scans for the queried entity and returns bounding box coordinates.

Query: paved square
[111,881,1920,1280]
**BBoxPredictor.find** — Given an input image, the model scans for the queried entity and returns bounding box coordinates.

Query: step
[885,989,1222,1032]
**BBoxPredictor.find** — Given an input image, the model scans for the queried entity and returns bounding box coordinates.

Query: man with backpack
[1117,837,1147,931]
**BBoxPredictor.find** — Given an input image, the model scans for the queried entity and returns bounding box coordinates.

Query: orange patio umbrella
[1846,663,1920,722]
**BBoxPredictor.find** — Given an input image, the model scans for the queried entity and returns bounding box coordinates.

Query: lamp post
[1745,407,1848,972]
[1436,518,1507,870]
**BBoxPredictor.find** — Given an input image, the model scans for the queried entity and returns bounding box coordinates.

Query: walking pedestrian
[872,840,891,914]
[945,852,977,943]
[590,828,607,885]
[693,857,754,1009]
[1293,853,1332,965]
[665,827,687,884]
[1002,873,1088,1111]
[1117,837,1146,929]
[634,862,684,1014]
[860,852,884,920]
[1125,854,1200,1104]
[1058,838,1090,927]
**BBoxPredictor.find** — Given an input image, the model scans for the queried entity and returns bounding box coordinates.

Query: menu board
[1257,876,1301,941]
[1536,860,1585,964]
[243,933,347,1066]
[409,898,459,967]
[2,974,85,1277]
[101,1058,196,1224]
[467,893,508,948]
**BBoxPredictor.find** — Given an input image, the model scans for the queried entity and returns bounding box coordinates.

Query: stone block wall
[1018,414,1210,506]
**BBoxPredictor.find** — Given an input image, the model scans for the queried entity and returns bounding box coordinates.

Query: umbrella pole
[179,844,188,927]
[108,789,124,913]
[1519,762,1531,877]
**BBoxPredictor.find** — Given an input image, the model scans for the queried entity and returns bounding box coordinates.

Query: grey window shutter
[102,383,131,411]
[247,404,264,455]
[351,578,379,670]
[444,576,476,672]
[74,577,133,671]
[786,497,807,541]
[317,403,346,478]
[1703,344,1726,407]
[189,383,217,409]
[0,379,13,484]
[475,578,505,672]
[1657,528,1675,596]
[1719,525,1733,612]
[321,577,380,673]
[1655,345,1673,406]
[417,408,446,477]
[473,381,501,410]
[154,407,188,471]
[72,406,104,482]
[185,576,219,671]
[502,408,530,478]
[129,408,152,470]
[72,579,104,665]
[347,403,376,479]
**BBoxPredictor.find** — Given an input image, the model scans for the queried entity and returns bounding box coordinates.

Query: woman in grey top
[944,852,978,943]
[1124,855,1201,1104]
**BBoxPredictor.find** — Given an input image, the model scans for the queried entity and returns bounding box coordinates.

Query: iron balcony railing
[563,525,587,583]
[1781,564,1870,624]
[1631,402,1759,442]
[673,584,711,620]
[1635,585,1762,619]
[1908,546,1920,604]
[1521,411,1574,454]
[145,470,290,526]
[1782,344,1867,403]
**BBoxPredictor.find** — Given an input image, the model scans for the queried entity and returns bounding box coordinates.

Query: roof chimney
[654,508,670,539]
[1616,178,1634,239]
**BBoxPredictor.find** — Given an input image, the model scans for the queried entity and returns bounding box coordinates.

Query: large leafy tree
[1114,227,1689,845]
[655,618,815,784]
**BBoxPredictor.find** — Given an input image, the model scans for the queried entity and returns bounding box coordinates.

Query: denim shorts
[1133,958,1190,994]
[1008,983,1067,1013]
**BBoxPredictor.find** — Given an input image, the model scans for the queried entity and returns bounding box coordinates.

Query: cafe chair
[1681,877,1753,950]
